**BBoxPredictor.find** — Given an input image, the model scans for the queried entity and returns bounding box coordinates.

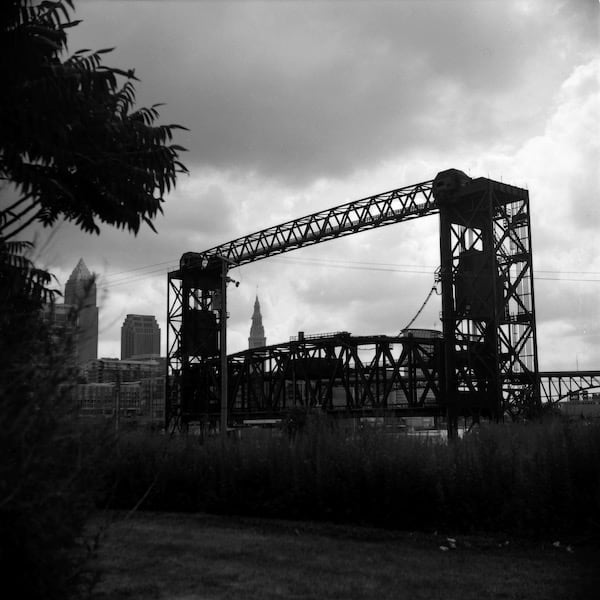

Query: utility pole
[115,370,121,433]
[220,257,228,441]
[216,254,240,441]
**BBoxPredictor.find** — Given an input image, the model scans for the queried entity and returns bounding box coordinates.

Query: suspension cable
[398,268,441,334]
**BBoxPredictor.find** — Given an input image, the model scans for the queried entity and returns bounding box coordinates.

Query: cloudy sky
[26,0,599,370]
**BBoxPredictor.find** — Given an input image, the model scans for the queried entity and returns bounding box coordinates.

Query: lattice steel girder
[539,371,600,403]
[165,272,184,429]
[213,334,445,422]
[177,179,437,271]
[435,170,540,421]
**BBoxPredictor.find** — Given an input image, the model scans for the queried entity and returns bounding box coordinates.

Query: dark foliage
[0,0,187,241]
[0,1,188,597]
[0,303,112,599]
[0,237,59,313]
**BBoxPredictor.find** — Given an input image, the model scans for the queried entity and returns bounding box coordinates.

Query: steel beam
[214,333,444,422]
[179,179,437,270]
[539,371,600,403]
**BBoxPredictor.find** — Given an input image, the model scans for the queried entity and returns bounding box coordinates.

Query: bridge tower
[434,169,541,430]
[166,255,227,430]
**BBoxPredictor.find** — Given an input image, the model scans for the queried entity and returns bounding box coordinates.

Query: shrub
[0,308,113,599]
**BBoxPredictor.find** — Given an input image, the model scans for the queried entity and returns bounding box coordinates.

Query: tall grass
[104,419,600,539]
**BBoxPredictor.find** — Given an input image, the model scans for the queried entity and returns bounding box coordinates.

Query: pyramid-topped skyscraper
[64,258,98,364]
[65,258,97,307]
[248,295,266,349]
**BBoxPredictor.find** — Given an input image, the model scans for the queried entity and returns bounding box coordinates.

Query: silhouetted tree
[1,0,187,243]
[0,1,188,597]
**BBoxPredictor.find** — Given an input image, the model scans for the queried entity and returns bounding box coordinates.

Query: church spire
[248,295,266,349]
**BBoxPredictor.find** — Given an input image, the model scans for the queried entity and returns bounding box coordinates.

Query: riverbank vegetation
[104,417,600,542]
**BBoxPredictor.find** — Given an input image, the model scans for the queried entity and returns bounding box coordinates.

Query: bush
[0,307,112,599]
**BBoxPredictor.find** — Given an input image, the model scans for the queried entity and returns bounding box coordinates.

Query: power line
[536,276,600,282]
[103,259,177,279]
[92,254,600,292]
[273,256,438,270]
[100,263,178,288]
[270,256,600,282]
[271,255,600,278]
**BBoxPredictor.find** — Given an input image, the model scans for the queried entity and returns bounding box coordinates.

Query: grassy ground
[88,511,599,600]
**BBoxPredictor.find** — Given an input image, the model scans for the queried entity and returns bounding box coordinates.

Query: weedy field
[105,420,600,539]
[77,420,600,599]
[88,511,599,600]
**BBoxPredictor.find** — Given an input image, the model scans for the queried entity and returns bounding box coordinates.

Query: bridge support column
[434,169,540,424]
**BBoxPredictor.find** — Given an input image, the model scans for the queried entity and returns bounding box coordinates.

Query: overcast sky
[25,0,600,370]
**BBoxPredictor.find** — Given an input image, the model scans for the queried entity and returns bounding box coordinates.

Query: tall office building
[248,295,266,349]
[63,258,98,364]
[65,258,97,307]
[121,314,161,359]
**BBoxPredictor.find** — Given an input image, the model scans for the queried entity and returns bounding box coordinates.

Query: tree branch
[3,209,43,241]
[1,200,41,233]
[2,195,35,216]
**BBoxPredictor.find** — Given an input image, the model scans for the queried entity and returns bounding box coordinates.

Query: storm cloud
[67,1,598,183]
[15,0,599,369]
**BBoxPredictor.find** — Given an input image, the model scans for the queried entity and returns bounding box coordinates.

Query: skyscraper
[65,258,97,307]
[248,295,266,349]
[63,258,98,364]
[121,314,161,359]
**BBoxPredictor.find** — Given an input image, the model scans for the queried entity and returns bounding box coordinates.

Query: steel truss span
[178,333,445,424]
[177,178,437,270]
[165,168,571,431]
[539,372,600,403]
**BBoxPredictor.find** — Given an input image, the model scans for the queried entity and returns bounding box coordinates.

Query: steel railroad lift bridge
[166,169,543,435]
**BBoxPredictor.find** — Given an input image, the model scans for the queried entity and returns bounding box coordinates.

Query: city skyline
[59,258,268,360]
[17,0,599,371]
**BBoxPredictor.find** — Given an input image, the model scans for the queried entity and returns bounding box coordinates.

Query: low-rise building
[141,376,165,421]
[84,357,164,384]
[77,382,114,415]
